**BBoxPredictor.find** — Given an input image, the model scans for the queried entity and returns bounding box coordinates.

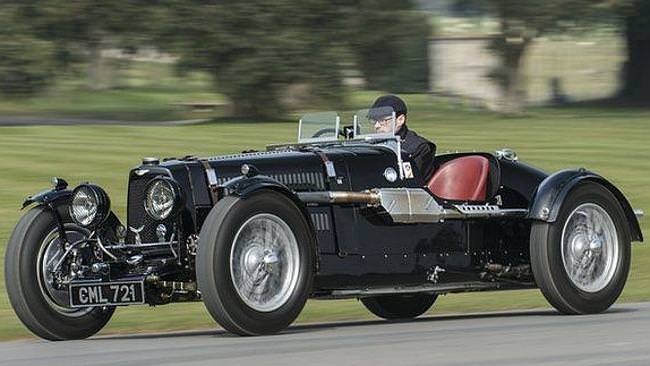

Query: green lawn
[0,94,648,341]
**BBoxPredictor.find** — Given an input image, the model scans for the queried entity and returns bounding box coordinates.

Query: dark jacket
[397,125,436,184]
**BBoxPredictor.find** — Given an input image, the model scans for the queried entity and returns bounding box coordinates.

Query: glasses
[372,116,394,126]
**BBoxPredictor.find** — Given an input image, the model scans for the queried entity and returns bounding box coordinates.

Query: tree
[156,0,353,117]
[0,7,56,97]
[159,0,431,116]
[619,0,650,101]
[465,1,611,114]
[0,35,56,98]
[351,4,431,93]
[6,0,153,90]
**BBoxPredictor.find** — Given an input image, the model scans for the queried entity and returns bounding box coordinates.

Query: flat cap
[370,95,407,116]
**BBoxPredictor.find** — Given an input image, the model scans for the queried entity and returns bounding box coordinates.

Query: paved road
[2,303,650,366]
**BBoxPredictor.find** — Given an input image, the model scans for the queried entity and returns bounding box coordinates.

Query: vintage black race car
[5,108,644,340]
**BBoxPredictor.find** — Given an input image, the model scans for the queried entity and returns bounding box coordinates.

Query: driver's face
[373,114,405,134]
[373,116,394,133]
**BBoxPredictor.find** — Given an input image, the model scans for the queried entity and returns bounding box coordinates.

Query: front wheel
[530,182,631,314]
[5,206,114,341]
[197,191,315,335]
[361,294,437,320]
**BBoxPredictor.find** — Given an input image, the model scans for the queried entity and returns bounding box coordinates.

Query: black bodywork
[25,140,643,304]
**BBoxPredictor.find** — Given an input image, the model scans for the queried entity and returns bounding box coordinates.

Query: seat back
[426,155,490,201]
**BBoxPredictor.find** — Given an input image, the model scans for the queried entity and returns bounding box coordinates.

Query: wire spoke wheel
[197,191,314,335]
[5,207,114,340]
[230,213,300,312]
[561,203,619,293]
[530,182,631,315]
[37,227,94,316]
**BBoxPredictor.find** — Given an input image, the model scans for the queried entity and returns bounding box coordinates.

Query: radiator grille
[126,173,174,244]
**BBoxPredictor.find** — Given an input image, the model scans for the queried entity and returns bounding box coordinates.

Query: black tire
[530,181,631,314]
[361,294,437,320]
[5,206,115,341]
[197,190,315,335]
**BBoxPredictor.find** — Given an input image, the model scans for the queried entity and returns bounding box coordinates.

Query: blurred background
[0,0,648,340]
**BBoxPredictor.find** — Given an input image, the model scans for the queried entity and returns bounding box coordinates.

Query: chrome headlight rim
[69,184,111,228]
[144,177,182,221]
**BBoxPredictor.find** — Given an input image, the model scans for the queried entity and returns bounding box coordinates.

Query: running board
[314,281,533,299]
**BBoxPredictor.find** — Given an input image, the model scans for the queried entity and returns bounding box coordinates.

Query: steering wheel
[310,128,339,138]
[311,126,358,139]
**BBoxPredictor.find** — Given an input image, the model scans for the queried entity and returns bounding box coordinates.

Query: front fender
[221,174,318,253]
[528,169,643,242]
[22,178,72,209]
[222,175,296,199]
[22,189,73,209]
[222,175,311,218]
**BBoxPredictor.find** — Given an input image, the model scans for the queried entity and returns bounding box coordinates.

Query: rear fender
[528,169,643,242]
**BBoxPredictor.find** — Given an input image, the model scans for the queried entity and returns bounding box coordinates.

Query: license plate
[69,280,145,307]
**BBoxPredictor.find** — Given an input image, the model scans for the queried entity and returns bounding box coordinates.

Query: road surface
[2,303,649,366]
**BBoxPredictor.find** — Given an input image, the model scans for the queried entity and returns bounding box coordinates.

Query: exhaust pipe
[297,191,380,205]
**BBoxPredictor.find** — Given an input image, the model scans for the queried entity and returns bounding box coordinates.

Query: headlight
[144,178,182,221]
[69,184,110,227]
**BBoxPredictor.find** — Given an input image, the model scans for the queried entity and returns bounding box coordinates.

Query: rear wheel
[530,182,631,314]
[361,294,437,320]
[197,191,315,335]
[5,206,115,340]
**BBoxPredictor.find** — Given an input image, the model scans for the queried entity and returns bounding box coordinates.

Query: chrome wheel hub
[241,246,281,273]
[561,203,619,293]
[230,213,300,312]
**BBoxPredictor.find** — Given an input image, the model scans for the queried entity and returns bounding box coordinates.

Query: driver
[370,95,436,183]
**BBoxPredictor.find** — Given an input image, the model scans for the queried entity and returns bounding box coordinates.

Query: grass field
[0,93,648,340]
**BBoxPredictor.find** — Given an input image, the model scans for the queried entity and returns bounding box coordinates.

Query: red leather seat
[427,156,490,201]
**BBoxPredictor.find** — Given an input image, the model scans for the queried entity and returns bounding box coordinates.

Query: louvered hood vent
[310,212,331,231]
[207,150,294,161]
[216,171,325,191]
